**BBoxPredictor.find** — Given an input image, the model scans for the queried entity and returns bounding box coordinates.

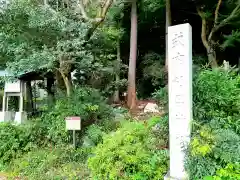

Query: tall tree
[103,2,125,102]
[113,38,121,102]
[0,0,117,96]
[127,0,138,109]
[165,0,172,70]
[0,0,89,96]
[196,0,240,67]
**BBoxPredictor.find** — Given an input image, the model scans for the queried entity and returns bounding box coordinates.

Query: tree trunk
[113,39,121,103]
[165,0,172,70]
[43,0,48,5]
[47,77,55,104]
[198,15,218,68]
[56,0,59,11]
[60,70,72,97]
[207,45,218,68]
[127,0,137,110]
[55,70,65,91]
[26,81,33,113]
[113,74,120,102]
[197,7,219,68]
[238,57,240,71]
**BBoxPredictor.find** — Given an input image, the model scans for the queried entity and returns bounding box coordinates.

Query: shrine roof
[0,69,53,81]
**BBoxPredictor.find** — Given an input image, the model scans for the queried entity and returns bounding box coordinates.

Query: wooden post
[6,96,9,111]
[2,94,6,111]
[73,130,76,149]
[19,94,24,112]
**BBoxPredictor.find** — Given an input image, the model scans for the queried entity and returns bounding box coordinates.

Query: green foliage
[185,126,218,179]
[193,55,208,66]
[221,30,240,49]
[0,86,116,177]
[84,124,105,146]
[141,52,165,87]
[0,87,115,178]
[147,115,169,146]
[189,126,215,157]
[204,163,240,180]
[5,147,91,179]
[185,155,219,179]
[138,52,166,98]
[196,0,240,50]
[0,122,44,166]
[152,87,168,108]
[153,68,240,179]
[0,0,90,77]
[141,0,165,13]
[193,68,240,123]
[185,125,240,179]
[0,0,127,98]
[213,129,240,163]
[88,119,169,180]
[185,68,240,179]
[40,87,113,144]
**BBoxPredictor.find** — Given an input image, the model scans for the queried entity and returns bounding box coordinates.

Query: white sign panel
[168,23,192,179]
[65,117,81,130]
[5,81,21,93]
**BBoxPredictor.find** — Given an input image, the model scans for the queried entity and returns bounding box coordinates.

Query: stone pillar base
[164,172,188,180]
[0,111,15,122]
[14,112,27,124]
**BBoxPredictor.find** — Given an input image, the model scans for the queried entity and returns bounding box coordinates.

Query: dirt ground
[112,99,165,120]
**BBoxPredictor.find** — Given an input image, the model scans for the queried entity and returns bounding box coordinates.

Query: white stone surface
[143,103,159,113]
[71,70,77,80]
[164,172,183,180]
[223,60,230,71]
[14,112,27,124]
[167,23,192,179]
[0,111,15,122]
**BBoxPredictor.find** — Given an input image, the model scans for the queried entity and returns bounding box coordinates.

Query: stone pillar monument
[165,23,193,180]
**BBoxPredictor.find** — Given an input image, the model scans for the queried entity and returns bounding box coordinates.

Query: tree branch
[78,0,91,21]
[197,7,209,49]
[214,0,222,24]
[78,0,113,23]
[209,2,240,40]
[83,0,113,41]
[100,0,113,18]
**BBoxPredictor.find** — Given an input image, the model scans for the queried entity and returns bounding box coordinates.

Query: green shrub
[185,68,240,179]
[6,146,91,179]
[88,119,169,180]
[147,115,169,147]
[153,68,240,179]
[0,122,44,166]
[0,87,114,169]
[208,116,240,137]
[152,87,168,109]
[0,123,25,165]
[153,68,240,123]
[185,125,218,179]
[23,119,50,146]
[141,52,165,88]
[193,68,240,123]
[40,87,113,144]
[204,163,240,180]
[185,124,240,179]
[83,124,105,146]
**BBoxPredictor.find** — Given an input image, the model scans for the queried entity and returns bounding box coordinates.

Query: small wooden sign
[65,116,81,130]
